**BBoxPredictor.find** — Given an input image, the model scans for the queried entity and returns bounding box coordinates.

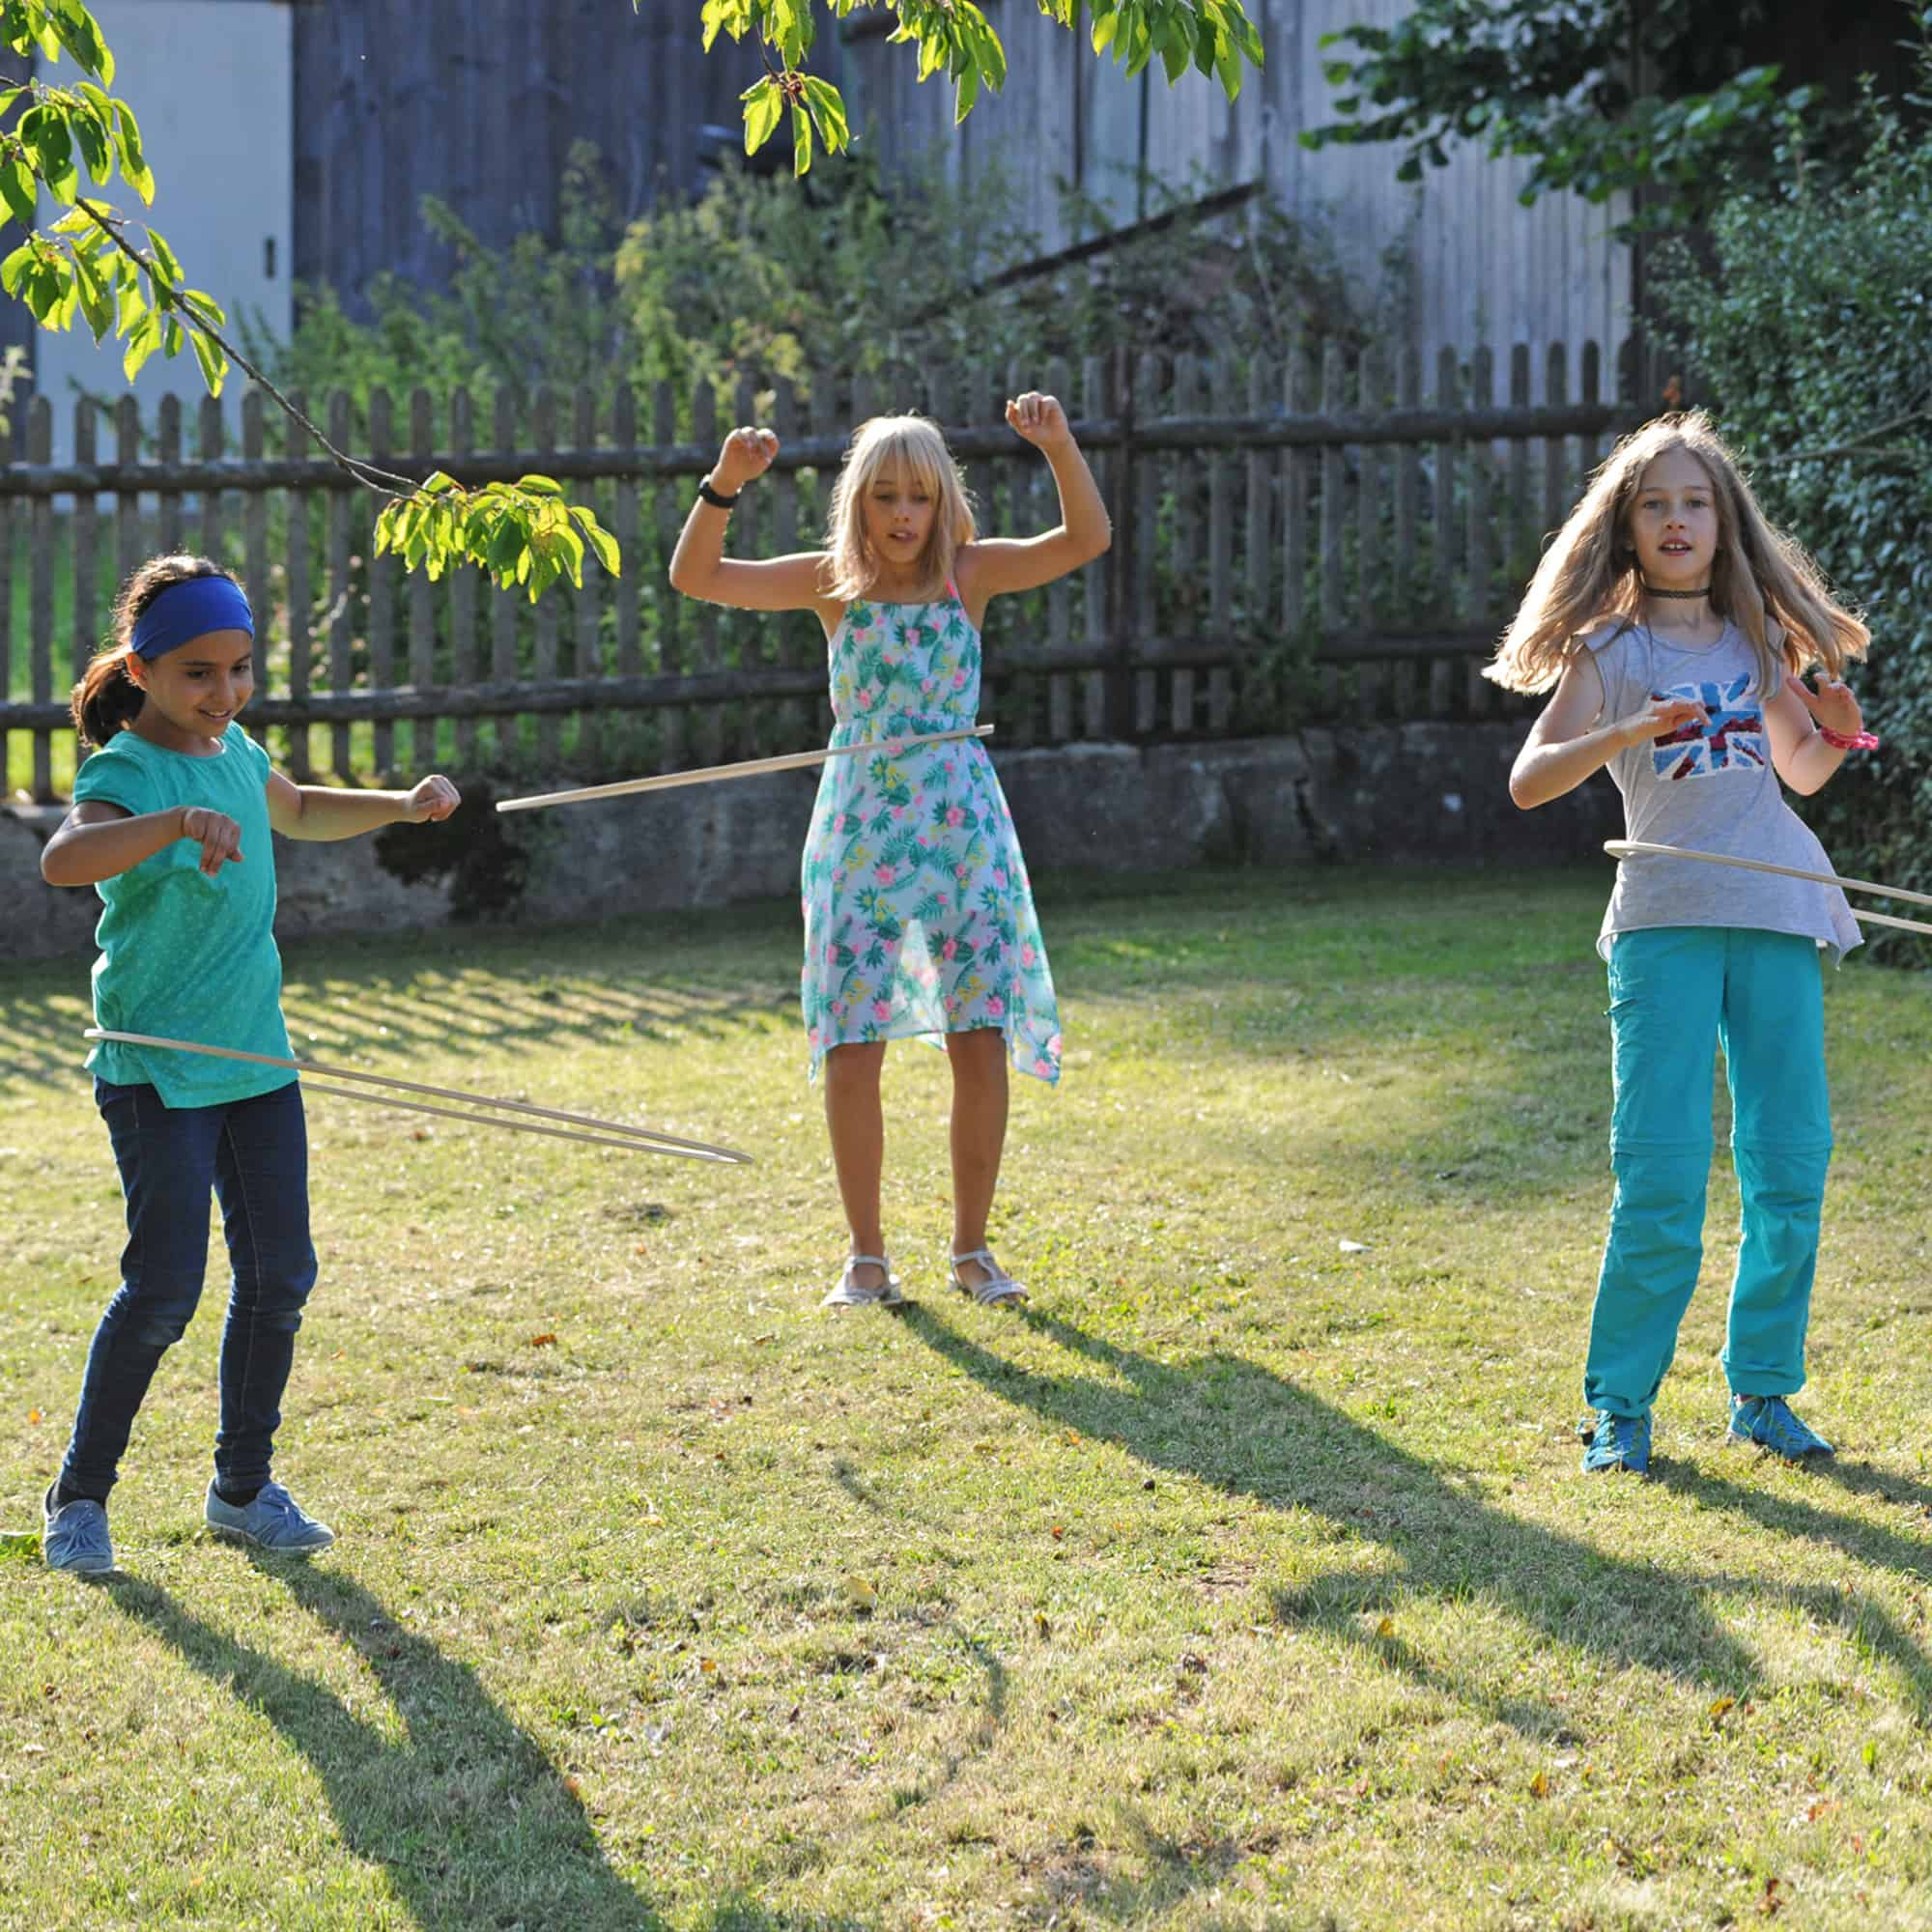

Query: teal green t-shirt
[71,724,295,1108]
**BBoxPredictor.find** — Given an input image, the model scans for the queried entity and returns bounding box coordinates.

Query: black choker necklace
[1641,582,1712,600]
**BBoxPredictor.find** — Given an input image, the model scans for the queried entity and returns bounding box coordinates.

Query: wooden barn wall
[292,0,767,312]
[840,0,1633,364]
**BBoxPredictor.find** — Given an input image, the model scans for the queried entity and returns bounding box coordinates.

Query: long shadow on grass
[105,1561,880,1932]
[904,1306,1932,1730]
[104,1562,663,1929]
[1649,1460,1932,1582]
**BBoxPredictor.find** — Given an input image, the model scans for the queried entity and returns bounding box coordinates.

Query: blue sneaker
[204,1480,335,1553]
[1578,1408,1652,1475]
[1728,1395,1834,1461]
[43,1488,116,1575]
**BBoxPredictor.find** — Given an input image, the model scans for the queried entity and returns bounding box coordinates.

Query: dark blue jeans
[58,1078,318,1503]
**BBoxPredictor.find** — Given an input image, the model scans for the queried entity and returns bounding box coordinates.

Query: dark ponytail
[71,554,242,748]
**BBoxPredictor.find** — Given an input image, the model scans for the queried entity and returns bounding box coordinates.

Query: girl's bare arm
[668,425,838,619]
[958,394,1111,611]
[1508,654,1707,809]
[41,799,241,886]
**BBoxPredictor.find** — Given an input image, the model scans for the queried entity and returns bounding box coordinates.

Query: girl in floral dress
[668,395,1110,1309]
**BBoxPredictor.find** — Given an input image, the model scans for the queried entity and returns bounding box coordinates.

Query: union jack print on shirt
[1649,673,1766,781]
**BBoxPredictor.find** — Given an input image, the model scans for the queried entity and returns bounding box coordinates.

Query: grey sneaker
[204,1480,335,1553]
[43,1488,115,1575]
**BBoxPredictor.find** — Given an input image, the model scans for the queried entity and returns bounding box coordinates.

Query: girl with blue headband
[37,554,461,1575]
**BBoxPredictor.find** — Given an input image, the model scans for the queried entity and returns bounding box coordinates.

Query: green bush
[1655,54,1932,941]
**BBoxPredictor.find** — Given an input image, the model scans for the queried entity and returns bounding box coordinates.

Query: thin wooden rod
[494,724,996,814]
[1605,840,1932,912]
[298,1083,741,1161]
[1847,908,1932,938]
[83,1028,752,1164]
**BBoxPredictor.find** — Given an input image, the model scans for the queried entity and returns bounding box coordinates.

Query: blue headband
[129,577,255,660]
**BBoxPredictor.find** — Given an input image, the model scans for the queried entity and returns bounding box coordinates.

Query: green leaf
[801,74,848,152]
[145,223,181,288]
[0,239,35,297]
[122,302,160,380]
[571,504,622,577]
[69,240,110,339]
[513,473,563,497]
[0,158,35,228]
[790,96,812,178]
[741,73,783,155]
[113,101,154,204]
[188,324,226,395]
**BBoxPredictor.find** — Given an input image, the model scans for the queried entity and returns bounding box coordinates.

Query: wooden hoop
[299,1083,741,1161]
[1605,839,1932,911]
[493,724,995,814]
[82,1028,753,1164]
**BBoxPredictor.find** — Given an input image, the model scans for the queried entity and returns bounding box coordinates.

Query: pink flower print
[952,670,968,689]
[1047,1034,1063,1058]
[942,938,958,960]
[954,864,970,882]
[872,1000,891,1022]
[1035,1057,1054,1077]
[857,687,875,709]
[922,678,936,696]
[993,868,1009,889]
[918,836,931,850]
[825,942,838,963]
[1021,944,1037,968]
[875,864,897,886]
[985,995,1005,1018]
[935,893,948,908]
[893,806,905,821]
[946,806,965,828]
[831,1002,845,1017]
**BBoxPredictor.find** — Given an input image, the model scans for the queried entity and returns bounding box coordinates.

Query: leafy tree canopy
[1302,0,1917,233]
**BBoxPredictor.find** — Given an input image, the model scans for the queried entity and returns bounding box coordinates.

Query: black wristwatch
[697,476,740,510]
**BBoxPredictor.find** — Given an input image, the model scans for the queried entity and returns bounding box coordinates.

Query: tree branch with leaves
[692,0,1263,172]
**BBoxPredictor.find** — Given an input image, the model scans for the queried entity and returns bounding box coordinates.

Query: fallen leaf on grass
[1035,1612,1051,1638]
[1527,1770,1549,1799]
[1709,1694,1736,1720]
[1059,1427,1082,1445]
[844,1575,877,1610]
[25,1408,40,1425]
[527,1333,557,1349]
[1375,1616,1395,1639]
[1338,1238,1372,1254]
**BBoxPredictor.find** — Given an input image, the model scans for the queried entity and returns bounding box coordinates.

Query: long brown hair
[1485,411,1869,696]
[71,554,242,747]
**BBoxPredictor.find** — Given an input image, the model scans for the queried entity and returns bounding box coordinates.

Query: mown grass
[2,866,1929,1932]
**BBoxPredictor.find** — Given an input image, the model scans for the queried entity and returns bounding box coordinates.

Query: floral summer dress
[800,582,1062,1085]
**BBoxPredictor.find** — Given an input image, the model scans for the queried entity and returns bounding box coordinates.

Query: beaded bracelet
[1819,724,1880,752]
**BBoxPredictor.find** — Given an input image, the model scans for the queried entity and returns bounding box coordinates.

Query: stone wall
[2,724,1619,962]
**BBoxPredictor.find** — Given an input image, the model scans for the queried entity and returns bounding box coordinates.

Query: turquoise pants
[1584,926,1833,1417]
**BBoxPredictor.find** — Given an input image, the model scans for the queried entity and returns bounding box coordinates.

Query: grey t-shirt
[1587,619,1861,962]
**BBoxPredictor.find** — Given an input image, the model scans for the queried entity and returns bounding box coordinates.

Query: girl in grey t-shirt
[1488,411,1874,1477]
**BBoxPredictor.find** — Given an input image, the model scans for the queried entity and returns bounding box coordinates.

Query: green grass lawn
[2,867,1929,1931]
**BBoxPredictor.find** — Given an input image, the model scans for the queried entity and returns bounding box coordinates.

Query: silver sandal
[821,1253,905,1310]
[949,1247,1028,1307]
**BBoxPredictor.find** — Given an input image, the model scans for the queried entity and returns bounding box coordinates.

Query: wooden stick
[493,724,996,814]
[298,1083,741,1161]
[1605,839,1932,910]
[1846,908,1932,939]
[83,1028,753,1164]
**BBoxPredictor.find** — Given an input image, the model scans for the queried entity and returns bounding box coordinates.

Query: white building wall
[32,0,292,465]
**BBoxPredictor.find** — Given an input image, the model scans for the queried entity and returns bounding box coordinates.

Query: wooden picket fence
[0,340,1672,801]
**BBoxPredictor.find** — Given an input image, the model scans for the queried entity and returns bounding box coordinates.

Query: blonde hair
[1485,410,1869,696]
[821,413,976,603]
